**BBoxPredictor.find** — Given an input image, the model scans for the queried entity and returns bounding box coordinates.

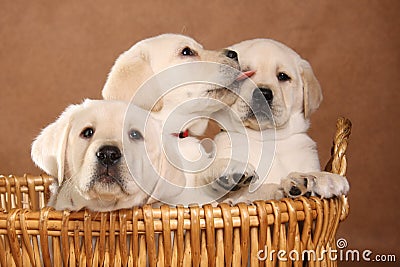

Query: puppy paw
[214,163,259,192]
[281,172,316,198]
[281,171,350,199]
[312,172,350,198]
[217,173,253,191]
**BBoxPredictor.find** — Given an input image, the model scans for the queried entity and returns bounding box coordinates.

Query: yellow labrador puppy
[31,99,185,211]
[200,39,349,203]
[102,34,243,204]
[102,33,240,136]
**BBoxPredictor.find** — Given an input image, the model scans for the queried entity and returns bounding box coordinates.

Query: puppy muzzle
[96,145,121,167]
[249,87,273,120]
[90,145,126,190]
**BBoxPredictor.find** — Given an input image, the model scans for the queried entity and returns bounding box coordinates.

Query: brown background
[1,1,399,265]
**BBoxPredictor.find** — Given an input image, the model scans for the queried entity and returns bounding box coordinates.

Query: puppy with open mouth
[31,99,185,211]
[198,39,349,203]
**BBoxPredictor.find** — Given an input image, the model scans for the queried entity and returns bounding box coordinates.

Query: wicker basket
[0,117,352,267]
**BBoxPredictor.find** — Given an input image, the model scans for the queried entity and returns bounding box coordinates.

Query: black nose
[225,49,238,61]
[96,146,121,167]
[289,186,302,196]
[253,87,273,104]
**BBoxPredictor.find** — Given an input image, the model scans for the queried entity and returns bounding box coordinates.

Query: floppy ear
[102,44,158,106]
[31,104,79,185]
[300,59,323,118]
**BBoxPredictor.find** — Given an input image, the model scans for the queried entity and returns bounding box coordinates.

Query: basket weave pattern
[0,118,351,267]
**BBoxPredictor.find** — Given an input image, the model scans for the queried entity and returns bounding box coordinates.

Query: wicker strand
[176,205,185,267]
[4,176,12,212]
[7,209,22,266]
[14,178,22,209]
[281,198,297,267]
[83,210,93,266]
[61,210,70,266]
[203,204,215,267]
[143,205,157,267]
[26,175,38,211]
[232,224,240,267]
[161,205,172,267]
[119,210,129,266]
[19,209,36,266]
[268,200,281,266]
[40,207,53,267]
[0,230,7,267]
[325,117,352,221]
[249,226,259,267]
[237,203,250,267]
[189,205,201,267]
[131,207,139,267]
[218,203,233,266]
[254,201,267,267]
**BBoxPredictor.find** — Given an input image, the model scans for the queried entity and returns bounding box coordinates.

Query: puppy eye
[181,47,196,56]
[129,129,143,140]
[80,127,95,139]
[277,72,291,82]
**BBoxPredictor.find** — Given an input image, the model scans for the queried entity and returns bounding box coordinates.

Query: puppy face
[102,34,240,112]
[64,101,134,202]
[229,39,322,130]
[32,100,184,211]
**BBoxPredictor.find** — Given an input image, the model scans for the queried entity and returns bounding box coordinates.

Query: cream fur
[31,99,185,211]
[101,34,243,205]
[197,39,349,203]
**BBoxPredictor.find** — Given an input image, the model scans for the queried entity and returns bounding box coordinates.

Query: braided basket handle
[324,117,352,220]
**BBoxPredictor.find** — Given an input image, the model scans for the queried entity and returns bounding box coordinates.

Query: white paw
[312,172,350,198]
[281,171,349,199]
[213,161,259,193]
[281,172,316,198]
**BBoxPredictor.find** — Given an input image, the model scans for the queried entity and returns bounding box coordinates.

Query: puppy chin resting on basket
[31,99,186,211]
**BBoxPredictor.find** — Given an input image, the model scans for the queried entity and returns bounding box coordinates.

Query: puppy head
[32,100,139,210]
[32,99,184,211]
[62,100,132,202]
[229,39,322,130]
[102,33,240,113]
